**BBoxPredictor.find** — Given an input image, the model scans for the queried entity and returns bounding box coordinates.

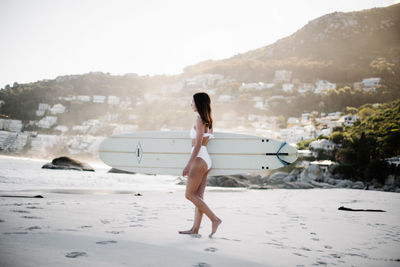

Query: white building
[77,95,91,102]
[36,116,57,129]
[314,80,336,94]
[36,110,45,117]
[55,125,69,133]
[30,134,63,153]
[274,70,292,83]
[310,160,336,172]
[240,82,275,91]
[36,103,49,117]
[49,104,66,114]
[38,103,50,111]
[112,124,139,135]
[108,96,120,105]
[342,115,359,126]
[298,83,315,94]
[317,128,332,137]
[287,117,300,124]
[301,113,311,123]
[282,83,294,93]
[72,125,90,134]
[93,95,106,103]
[280,126,314,143]
[309,139,336,152]
[0,119,23,132]
[362,77,381,92]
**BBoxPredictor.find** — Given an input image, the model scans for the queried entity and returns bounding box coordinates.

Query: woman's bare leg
[185,159,221,237]
[178,166,208,234]
[190,170,209,233]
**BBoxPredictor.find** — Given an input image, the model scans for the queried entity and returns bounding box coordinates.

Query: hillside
[183,3,400,83]
[1,4,399,132]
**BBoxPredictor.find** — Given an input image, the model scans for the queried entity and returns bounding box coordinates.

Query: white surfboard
[98,131,298,176]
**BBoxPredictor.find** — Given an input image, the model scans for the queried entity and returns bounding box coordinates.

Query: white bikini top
[190,126,214,139]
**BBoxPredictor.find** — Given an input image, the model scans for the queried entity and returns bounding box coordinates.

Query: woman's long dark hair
[193,92,213,130]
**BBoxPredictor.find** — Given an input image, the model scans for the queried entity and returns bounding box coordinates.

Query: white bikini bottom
[191,146,212,170]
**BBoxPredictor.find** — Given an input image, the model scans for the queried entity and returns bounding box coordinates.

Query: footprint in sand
[293,252,307,257]
[300,247,312,251]
[96,240,117,245]
[204,247,217,252]
[324,245,333,249]
[313,260,327,265]
[0,219,5,223]
[65,252,88,258]
[21,216,43,219]
[26,226,41,230]
[193,262,211,267]
[11,210,30,213]
[3,231,28,235]
[311,238,320,241]
[129,224,144,228]
[26,206,43,209]
[106,231,124,234]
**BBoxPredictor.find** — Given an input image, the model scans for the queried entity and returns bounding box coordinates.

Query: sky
[0,0,399,88]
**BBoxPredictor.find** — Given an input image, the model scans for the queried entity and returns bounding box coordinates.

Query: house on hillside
[282,83,294,93]
[240,82,275,91]
[108,96,120,105]
[298,83,315,94]
[77,95,91,102]
[49,104,66,114]
[310,160,336,172]
[36,116,57,129]
[309,139,336,157]
[361,77,381,92]
[0,119,23,132]
[36,103,50,117]
[93,95,106,103]
[342,115,359,126]
[314,80,336,94]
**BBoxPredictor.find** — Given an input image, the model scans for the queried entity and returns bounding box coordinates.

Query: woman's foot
[178,228,198,234]
[209,218,222,238]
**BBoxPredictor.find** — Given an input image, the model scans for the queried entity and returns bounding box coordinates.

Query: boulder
[335,179,354,188]
[286,181,315,189]
[42,156,94,171]
[282,175,297,182]
[299,165,323,183]
[326,178,337,185]
[309,181,335,188]
[108,168,135,174]
[245,174,263,185]
[269,172,290,183]
[385,175,395,186]
[207,176,247,187]
[352,181,365,189]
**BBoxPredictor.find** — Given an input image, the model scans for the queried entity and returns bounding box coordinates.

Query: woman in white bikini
[179,92,222,237]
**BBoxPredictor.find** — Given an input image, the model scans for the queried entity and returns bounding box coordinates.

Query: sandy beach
[1,155,400,266]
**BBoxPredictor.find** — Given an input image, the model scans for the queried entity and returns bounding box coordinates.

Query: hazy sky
[0,0,398,88]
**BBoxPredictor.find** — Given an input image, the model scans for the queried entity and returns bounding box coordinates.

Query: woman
[179,92,222,238]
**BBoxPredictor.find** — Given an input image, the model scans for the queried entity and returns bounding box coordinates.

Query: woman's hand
[182,164,190,177]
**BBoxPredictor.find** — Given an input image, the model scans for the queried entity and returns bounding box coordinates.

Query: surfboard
[98,131,298,176]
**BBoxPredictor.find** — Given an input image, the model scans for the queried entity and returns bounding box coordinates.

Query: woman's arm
[182,116,205,176]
